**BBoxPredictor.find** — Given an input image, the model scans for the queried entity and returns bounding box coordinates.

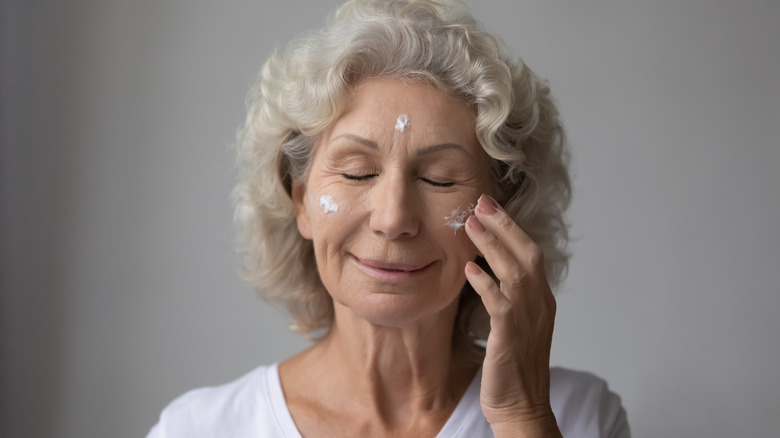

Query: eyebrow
[332,133,471,158]
[332,133,378,149]
[416,142,470,158]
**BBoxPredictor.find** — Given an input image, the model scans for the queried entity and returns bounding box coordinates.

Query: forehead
[331,78,478,144]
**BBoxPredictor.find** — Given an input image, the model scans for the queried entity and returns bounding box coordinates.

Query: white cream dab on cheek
[395,114,410,132]
[444,204,475,234]
[319,195,338,215]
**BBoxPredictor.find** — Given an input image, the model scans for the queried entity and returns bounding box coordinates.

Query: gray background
[2,0,778,437]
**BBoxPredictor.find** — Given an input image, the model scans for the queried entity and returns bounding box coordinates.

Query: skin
[282,78,561,437]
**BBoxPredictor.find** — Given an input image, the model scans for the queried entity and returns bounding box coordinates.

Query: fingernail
[467,215,485,232]
[466,261,482,275]
[478,194,498,215]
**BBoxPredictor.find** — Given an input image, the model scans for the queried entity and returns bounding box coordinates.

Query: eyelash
[341,173,454,187]
[421,178,455,187]
[342,173,376,181]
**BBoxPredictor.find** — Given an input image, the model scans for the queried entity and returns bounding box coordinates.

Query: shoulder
[146,364,283,438]
[550,367,631,438]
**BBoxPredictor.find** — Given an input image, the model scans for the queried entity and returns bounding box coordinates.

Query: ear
[291,183,313,240]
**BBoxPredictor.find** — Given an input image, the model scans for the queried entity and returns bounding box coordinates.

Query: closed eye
[420,178,455,187]
[342,173,377,181]
[343,174,453,186]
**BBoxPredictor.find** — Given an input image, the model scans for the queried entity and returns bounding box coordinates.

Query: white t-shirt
[147,364,630,437]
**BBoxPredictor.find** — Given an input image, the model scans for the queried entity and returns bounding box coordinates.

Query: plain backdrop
[2,0,778,437]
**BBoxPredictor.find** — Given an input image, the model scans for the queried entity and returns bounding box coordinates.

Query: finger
[465,215,530,300]
[464,261,511,317]
[473,194,545,276]
[466,261,536,352]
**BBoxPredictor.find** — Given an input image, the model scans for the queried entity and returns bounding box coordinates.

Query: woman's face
[293,78,495,327]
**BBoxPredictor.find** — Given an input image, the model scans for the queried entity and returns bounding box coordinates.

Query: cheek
[443,203,475,234]
[428,197,480,253]
[307,187,342,219]
[305,187,362,240]
[317,195,339,214]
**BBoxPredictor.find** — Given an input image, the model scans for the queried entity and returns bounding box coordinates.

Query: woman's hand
[464,194,561,438]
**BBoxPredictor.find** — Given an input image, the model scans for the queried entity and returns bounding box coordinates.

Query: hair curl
[233,0,571,361]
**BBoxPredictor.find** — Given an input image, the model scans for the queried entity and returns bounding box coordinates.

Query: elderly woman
[148,0,629,437]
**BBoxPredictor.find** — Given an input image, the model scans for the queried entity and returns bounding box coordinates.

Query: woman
[149,0,630,436]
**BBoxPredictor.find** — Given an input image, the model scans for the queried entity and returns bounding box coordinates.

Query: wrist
[488,405,560,438]
[490,414,561,438]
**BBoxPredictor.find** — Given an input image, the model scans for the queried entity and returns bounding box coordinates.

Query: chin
[334,291,461,328]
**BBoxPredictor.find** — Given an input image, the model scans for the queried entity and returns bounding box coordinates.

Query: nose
[368,172,421,240]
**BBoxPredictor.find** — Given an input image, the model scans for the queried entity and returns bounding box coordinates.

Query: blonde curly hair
[233,0,570,360]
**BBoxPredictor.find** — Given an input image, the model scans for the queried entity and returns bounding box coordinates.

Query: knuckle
[478,273,498,290]
[496,212,516,232]
[502,267,527,292]
[483,229,501,249]
[494,301,513,318]
[526,244,545,268]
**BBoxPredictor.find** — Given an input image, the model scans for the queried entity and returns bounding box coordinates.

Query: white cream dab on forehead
[395,114,410,132]
[444,204,475,234]
[319,195,338,215]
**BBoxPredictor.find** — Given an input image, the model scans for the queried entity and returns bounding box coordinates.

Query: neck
[282,298,476,427]
[328,300,461,400]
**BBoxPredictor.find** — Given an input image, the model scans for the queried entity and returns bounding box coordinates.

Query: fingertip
[476,193,500,216]
[465,260,482,275]
[466,214,485,233]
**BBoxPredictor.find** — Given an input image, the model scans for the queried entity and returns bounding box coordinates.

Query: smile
[351,256,434,283]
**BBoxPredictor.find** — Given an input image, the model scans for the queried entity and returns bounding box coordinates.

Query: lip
[351,255,434,283]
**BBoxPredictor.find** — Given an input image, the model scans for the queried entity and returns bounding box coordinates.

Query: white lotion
[444,204,475,234]
[395,114,410,132]
[319,195,338,215]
